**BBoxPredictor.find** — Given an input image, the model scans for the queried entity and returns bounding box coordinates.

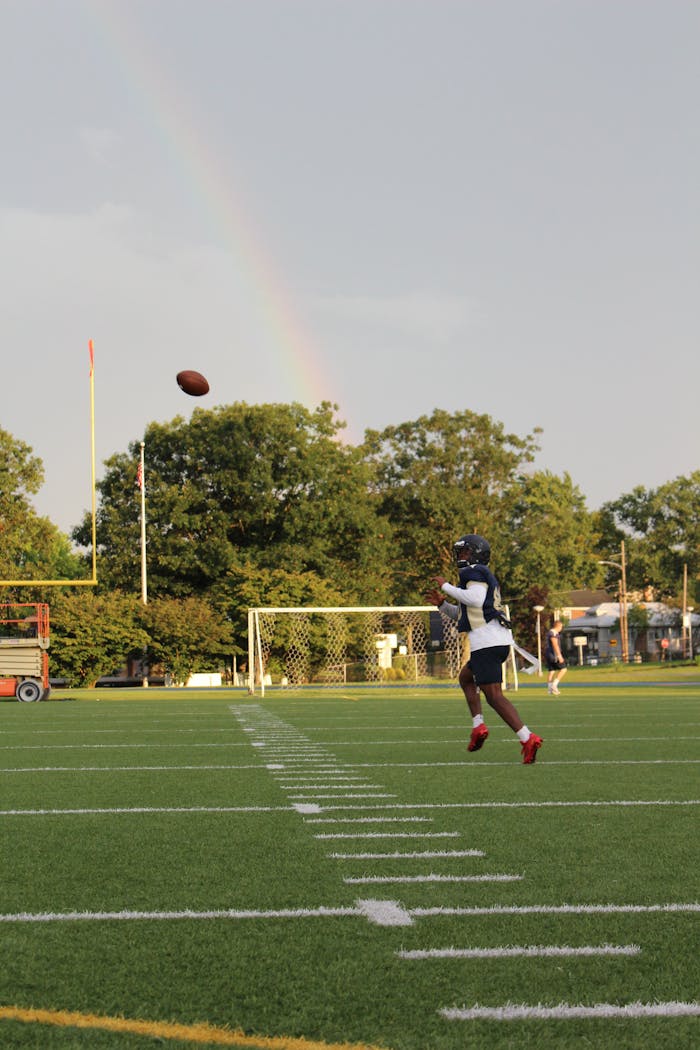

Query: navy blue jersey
[456,564,511,633]
[545,628,560,660]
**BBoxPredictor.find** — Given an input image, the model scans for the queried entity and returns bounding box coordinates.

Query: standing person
[545,620,567,695]
[426,534,543,764]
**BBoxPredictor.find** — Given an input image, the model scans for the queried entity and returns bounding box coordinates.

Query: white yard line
[2,799,697,817]
[306,817,433,824]
[411,902,700,917]
[399,943,640,959]
[343,874,521,884]
[315,832,460,839]
[329,850,484,859]
[440,1001,700,1021]
[1,900,697,925]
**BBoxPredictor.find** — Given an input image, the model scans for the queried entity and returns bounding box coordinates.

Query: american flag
[136,461,144,491]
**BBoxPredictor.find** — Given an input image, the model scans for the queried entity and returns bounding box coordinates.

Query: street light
[533,606,545,675]
[687,606,694,660]
[598,540,629,663]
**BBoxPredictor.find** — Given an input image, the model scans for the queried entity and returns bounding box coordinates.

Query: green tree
[599,472,700,601]
[362,409,542,601]
[49,591,149,686]
[74,402,391,604]
[0,427,84,592]
[142,597,235,684]
[216,558,351,645]
[502,471,600,606]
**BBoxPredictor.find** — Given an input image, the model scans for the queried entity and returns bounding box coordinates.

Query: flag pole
[139,442,147,605]
[89,340,97,583]
[139,441,149,688]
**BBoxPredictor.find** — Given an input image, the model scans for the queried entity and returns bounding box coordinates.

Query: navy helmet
[454,534,491,567]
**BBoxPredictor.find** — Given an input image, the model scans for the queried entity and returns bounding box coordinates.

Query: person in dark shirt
[545,620,567,695]
[426,534,543,764]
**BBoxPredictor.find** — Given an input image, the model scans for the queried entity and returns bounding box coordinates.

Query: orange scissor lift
[0,603,51,702]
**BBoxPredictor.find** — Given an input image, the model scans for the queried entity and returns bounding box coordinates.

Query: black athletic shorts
[546,656,566,671]
[468,645,510,685]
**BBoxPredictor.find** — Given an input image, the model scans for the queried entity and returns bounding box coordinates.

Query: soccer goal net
[246,606,464,695]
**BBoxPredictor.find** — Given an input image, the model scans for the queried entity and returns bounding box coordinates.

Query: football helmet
[454,534,491,566]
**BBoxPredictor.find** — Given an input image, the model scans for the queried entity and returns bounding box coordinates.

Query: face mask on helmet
[454,534,491,566]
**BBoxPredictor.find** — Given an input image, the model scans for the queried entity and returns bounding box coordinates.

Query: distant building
[554,589,612,622]
[560,601,699,664]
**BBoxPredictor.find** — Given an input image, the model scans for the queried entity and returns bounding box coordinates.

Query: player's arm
[433,576,487,609]
[552,634,564,660]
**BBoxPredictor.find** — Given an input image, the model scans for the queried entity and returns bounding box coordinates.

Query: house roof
[562,602,700,630]
[561,589,612,608]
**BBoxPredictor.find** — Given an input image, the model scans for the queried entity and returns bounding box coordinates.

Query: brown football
[176,370,210,396]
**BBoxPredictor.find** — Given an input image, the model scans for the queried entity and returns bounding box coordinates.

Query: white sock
[517,726,531,743]
[472,714,484,728]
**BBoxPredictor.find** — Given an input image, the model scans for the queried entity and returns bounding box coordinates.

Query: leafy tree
[502,471,600,606]
[361,409,542,601]
[142,597,235,684]
[0,427,84,594]
[599,472,700,602]
[74,402,392,605]
[215,558,351,645]
[49,591,149,686]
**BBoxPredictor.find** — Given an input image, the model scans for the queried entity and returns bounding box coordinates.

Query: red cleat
[521,733,543,764]
[468,724,489,752]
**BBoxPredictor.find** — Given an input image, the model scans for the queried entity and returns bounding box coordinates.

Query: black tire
[17,679,43,703]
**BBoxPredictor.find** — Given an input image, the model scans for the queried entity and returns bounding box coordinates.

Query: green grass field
[1,681,698,1049]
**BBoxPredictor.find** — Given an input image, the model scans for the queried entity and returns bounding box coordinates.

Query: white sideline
[440,1000,700,1021]
[399,943,641,959]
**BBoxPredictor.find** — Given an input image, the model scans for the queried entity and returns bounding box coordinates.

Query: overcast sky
[2,0,698,535]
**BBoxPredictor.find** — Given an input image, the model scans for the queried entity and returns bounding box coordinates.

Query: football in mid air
[176,370,210,396]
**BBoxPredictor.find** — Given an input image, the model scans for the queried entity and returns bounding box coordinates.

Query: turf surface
[0,683,698,1049]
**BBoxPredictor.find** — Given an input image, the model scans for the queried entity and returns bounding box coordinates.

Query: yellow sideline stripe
[0,1006,389,1050]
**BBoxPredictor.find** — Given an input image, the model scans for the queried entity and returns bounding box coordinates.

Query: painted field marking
[0,906,359,923]
[398,943,640,959]
[279,784,381,791]
[6,900,693,926]
[344,874,521,885]
[0,765,297,774]
[2,799,698,818]
[334,759,700,769]
[312,799,700,812]
[440,1000,700,1021]
[329,850,484,860]
[355,899,413,926]
[288,794,396,800]
[411,902,700,917]
[315,833,460,840]
[0,1004,385,1049]
[0,806,297,816]
[306,817,433,824]
[0,742,263,751]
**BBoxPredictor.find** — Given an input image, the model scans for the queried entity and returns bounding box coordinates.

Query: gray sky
[2,0,698,534]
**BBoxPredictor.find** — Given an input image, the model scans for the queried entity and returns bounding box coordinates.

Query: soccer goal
[246,606,463,696]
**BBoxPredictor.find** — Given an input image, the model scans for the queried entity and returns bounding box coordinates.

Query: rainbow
[80,0,333,408]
